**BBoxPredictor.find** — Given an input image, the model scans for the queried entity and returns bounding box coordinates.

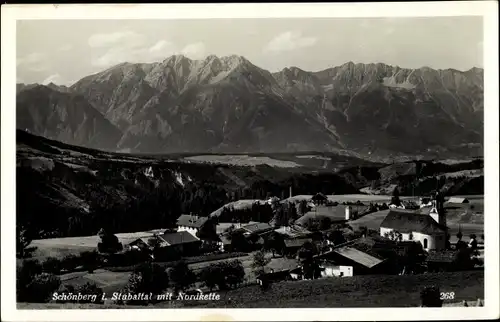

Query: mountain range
[16,55,484,159]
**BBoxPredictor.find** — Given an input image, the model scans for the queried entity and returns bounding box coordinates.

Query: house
[176,214,211,236]
[311,193,328,205]
[127,238,150,251]
[319,261,353,278]
[318,246,387,274]
[274,225,313,239]
[379,209,447,251]
[284,238,313,255]
[217,233,232,252]
[425,250,457,272]
[447,197,470,204]
[240,222,274,236]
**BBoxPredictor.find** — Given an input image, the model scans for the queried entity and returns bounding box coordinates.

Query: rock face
[16,55,484,158]
[16,85,122,150]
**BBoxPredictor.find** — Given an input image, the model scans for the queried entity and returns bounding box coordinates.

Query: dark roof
[176,214,209,229]
[284,238,312,248]
[426,250,456,263]
[380,210,446,234]
[240,222,273,234]
[311,193,328,201]
[157,231,200,245]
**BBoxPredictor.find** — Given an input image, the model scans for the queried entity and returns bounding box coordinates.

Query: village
[17,186,485,308]
[54,188,482,305]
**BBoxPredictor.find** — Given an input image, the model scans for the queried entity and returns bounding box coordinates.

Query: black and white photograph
[1,2,499,321]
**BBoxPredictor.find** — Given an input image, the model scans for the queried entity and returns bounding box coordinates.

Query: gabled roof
[240,222,273,235]
[274,225,313,238]
[380,210,446,234]
[157,231,200,245]
[333,246,385,268]
[447,197,469,204]
[284,238,313,248]
[176,214,209,229]
[311,193,328,201]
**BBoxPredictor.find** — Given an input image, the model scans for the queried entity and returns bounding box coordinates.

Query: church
[379,193,448,251]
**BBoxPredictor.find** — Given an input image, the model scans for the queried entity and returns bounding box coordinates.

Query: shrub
[122,263,169,305]
[42,257,62,274]
[169,261,196,292]
[16,259,42,302]
[25,273,61,303]
[80,250,100,273]
[61,254,80,271]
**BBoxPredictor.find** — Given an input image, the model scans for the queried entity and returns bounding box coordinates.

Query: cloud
[263,31,317,54]
[88,31,146,48]
[17,52,50,72]
[92,39,178,67]
[42,74,63,85]
[180,42,206,60]
[149,40,175,54]
[58,44,73,52]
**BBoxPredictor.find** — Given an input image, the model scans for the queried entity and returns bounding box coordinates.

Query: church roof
[380,210,446,235]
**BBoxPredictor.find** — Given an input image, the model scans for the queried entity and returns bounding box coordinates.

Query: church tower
[429,192,447,228]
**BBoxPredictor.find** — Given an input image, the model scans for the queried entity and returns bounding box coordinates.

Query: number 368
[440,292,455,300]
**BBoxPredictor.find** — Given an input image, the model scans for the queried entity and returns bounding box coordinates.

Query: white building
[320,263,353,278]
[379,207,447,251]
[380,197,448,251]
[176,214,209,236]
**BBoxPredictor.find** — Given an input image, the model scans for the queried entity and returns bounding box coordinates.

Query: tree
[17,225,35,258]
[41,257,62,275]
[97,228,123,254]
[123,263,169,305]
[251,251,271,276]
[328,229,346,245]
[319,216,332,231]
[453,248,474,270]
[80,250,99,273]
[229,230,249,252]
[26,273,61,303]
[264,232,286,257]
[169,261,195,293]
[199,264,223,291]
[298,200,309,216]
[224,259,245,288]
[17,259,42,302]
[61,254,80,272]
[391,187,401,206]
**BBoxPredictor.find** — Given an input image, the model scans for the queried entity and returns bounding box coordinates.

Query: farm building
[319,261,353,278]
[311,193,328,205]
[283,238,313,256]
[155,231,202,256]
[217,233,232,252]
[275,225,313,239]
[425,250,457,272]
[447,197,470,204]
[379,209,447,251]
[240,222,274,236]
[127,238,150,251]
[315,245,388,275]
[176,214,209,236]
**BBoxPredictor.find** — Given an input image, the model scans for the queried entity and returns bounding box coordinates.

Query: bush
[16,259,42,302]
[61,254,80,271]
[42,257,62,274]
[80,250,100,273]
[169,261,196,292]
[121,263,169,305]
[25,273,61,303]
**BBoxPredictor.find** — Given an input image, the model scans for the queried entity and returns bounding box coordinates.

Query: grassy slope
[18,271,483,309]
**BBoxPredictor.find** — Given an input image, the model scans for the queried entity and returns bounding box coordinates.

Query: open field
[285,194,415,204]
[184,155,302,168]
[182,270,484,308]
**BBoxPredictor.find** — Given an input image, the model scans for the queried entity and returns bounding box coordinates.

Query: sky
[16,17,483,86]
